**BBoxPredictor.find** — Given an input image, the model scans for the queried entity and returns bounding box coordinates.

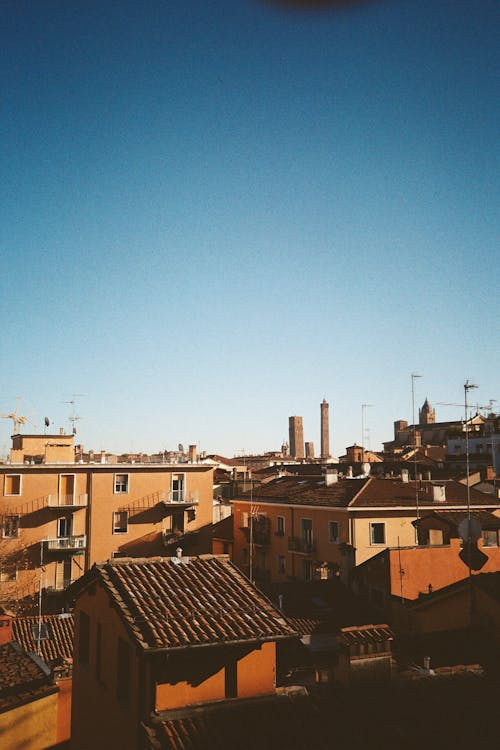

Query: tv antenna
[63,394,85,434]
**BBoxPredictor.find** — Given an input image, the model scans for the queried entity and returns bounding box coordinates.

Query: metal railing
[46,535,87,551]
[288,536,316,554]
[47,494,88,508]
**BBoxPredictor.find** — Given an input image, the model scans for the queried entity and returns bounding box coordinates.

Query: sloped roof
[77,555,295,651]
[338,624,394,648]
[236,476,500,510]
[12,613,74,668]
[142,689,329,750]
[414,510,500,532]
[0,642,56,713]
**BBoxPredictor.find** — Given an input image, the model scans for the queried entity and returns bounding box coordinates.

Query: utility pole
[411,373,422,518]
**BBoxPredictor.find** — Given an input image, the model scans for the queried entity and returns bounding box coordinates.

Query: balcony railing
[47,494,88,508]
[46,535,87,551]
[288,536,316,554]
[162,491,199,505]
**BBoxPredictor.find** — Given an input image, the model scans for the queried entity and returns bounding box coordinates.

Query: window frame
[171,473,185,502]
[277,554,286,575]
[328,521,339,544]
[112,510,129,534]
[369,522,386,546]
[482,529,498,548]
[4,474,22,497]
[276,516,285,536]
[2,514,20,539]
[114,473,129,494]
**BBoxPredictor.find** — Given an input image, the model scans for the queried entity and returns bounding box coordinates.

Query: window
[482,530,498,548]
[302,559,313,581]
[95,623,102,681]
[4,475,21,496]
[370,522,386,545]
[116,638,131,704]
[32,623,50,641]
[0,568,17,583]
[278,555,286,575]
[114,474,129,494]
[2,515,20,539]
[78,611,90,668]
[171,474,185,502]
[329,521,339,543]
[58,516,72,539]
[300,518,313,550]
[113,511,128,534]
[276,516,285,536]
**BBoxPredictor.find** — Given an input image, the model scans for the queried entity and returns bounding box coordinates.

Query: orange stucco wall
[388,539,500,600]
[156,666,226,710]
[56,677,72,744]
[232,501,348,582]
[0,690,58,750]
[0,463,213,604]
[237,641,275,698]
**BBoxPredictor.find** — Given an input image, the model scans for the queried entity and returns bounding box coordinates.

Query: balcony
[161,491,200,506]
[46,535,87,552]
[47,494,88,508]
[288,536,316,555]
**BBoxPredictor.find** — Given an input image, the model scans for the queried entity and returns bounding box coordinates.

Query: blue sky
[1,0,498,457]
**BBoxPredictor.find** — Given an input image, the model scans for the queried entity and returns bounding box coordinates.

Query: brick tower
[320,399,330,459]
[289,416,304,459]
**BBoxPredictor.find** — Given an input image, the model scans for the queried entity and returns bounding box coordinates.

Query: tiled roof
[237,476,499,509]
[415,510,500,531]
[239,477,370,507]
[81,555,296,651]
[143,689,329,750]
[338,624,394,647]
[0,642,56,713]
[12,613,74,668]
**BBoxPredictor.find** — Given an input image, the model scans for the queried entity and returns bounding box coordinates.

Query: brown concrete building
[0,433,214,613]
[288,416,304,459]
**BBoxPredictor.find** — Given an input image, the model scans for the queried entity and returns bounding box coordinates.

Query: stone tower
[320,399,330,459]
[419,398,436,425]
[289,416,304,459]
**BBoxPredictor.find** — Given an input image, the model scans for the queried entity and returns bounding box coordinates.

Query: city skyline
[1,0,498,457]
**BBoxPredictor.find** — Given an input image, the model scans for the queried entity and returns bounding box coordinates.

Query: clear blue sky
[1,0,498,458]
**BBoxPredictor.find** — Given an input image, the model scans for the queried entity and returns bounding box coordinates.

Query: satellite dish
[458,518,482,542]
[44,417,50,427]
[178,443,184,453]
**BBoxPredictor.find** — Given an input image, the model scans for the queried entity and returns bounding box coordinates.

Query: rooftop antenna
[411,374,423,519]
[361,404,372,463]
[63,394,85,434]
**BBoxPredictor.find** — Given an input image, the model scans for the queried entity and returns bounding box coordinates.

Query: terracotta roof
[143,689,329,750]
[338,624,394,647]
[415,510,500,531]
[237,476,499,510]
[0,642,57,713]
[12,613,74,669]
[79,555,296,651]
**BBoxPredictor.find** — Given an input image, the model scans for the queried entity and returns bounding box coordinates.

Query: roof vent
[432,485,446,503]
[176,546,183,558]
[401,469,409,483]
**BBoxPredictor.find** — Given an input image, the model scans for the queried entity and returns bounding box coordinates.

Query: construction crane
[0,398,35,434]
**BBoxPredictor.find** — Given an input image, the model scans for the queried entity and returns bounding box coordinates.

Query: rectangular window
[95,623,102,681]
[4,475,21,496]
[79,611,90,668]
[2,515,20,539]
[113,511,128,534]
[116,638,131,704]
[482,530,498,548]
[277,555,286,574]
[302,559,313,581]
[114,474,129,494]
[276,516,285,536]
[58,516,72,539]
[370,523,386,545]
[329,521,339,543]
[171,474,185,502]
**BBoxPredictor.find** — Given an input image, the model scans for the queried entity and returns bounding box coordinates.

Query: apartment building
[232,472,500,584]
[0,433,213,611]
